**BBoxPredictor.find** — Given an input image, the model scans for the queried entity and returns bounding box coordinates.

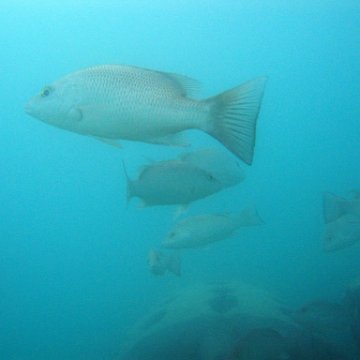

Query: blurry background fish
[148,249,181,277]
[124,159,223,208]
[163,206,263,249]
[322,192,360,252]
[124,148,246,210]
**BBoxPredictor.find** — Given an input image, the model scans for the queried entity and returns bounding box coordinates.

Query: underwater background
[1,1,360,359]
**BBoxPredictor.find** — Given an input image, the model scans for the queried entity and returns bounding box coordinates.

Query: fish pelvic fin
[204,77,267,165]
[323,192,349,223]
[92,136,122,149]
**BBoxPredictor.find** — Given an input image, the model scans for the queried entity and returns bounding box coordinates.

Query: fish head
[25,75,84,132]
[163,228,191,249]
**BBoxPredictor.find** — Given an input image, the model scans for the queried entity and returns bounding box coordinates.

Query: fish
[288,300,357,357]
[162,206,263,249]
[123,159,223,207]
[180,148,246,188]
[25,64,267,165]
[148,249,181,276]
[323,192,360,223]
[322,213,360,252]
[231,328,290,360]
[289,300,351,334]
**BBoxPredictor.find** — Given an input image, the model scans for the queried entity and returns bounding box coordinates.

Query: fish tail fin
[236,206,264,226]
[323,192,349,223]
[204,77,267,165]
[122,160,133,207]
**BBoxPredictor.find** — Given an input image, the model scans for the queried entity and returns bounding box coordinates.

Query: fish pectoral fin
[147,133,190,147]
[68,107,83,121]
[92,136,122,149]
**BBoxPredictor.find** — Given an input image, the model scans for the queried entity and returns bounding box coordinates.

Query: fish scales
[57,65,205,139]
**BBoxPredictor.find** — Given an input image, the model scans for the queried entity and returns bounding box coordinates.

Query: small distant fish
[162,206,263,249]
[180,148,246,188]
[289,300,351,334]
[231,328,290,360]
[322,192,360,252]
[25,64,267,165]
[124,160,223,207]
[323,213,360,252]
[323,192,360,223]
[148,249,181,276]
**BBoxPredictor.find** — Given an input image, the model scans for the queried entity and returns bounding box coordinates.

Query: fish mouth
[24,101,35,116]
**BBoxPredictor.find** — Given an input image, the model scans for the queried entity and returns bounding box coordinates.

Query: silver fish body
[163,207,263,249]
[25,64,267,164]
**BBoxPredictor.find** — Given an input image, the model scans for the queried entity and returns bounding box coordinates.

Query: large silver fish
[25,64,267,164]
[163,206,263,249]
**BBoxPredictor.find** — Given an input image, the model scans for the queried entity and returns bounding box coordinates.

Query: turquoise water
[1,1,360,359]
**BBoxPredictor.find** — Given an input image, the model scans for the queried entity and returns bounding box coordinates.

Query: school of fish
[24,64,360,359]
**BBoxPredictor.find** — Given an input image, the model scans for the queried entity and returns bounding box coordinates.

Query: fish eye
[40,86,52,98]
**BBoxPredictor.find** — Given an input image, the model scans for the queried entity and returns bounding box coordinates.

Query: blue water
[1,1,360,359]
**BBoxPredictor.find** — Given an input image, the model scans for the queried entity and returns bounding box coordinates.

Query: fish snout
[24,101,35,116]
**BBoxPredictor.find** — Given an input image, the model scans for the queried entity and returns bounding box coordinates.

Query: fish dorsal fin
[156,71,201,97]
